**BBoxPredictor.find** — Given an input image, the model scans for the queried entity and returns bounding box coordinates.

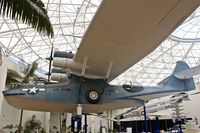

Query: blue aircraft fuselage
[3,72,194,113]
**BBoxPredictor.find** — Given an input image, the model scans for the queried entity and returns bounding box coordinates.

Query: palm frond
[6,69,23,85]
[23,60,38,83]
[0,0,54,37]
[6,60,41,85]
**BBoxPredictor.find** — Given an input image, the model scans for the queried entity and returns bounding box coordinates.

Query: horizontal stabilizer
[174,65,200,79]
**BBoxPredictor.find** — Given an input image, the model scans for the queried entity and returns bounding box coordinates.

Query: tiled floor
[184,121,200,133]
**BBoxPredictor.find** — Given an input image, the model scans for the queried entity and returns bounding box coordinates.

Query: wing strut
[79,57,114,80]
[81,57,88,76]
[105,61,113,79]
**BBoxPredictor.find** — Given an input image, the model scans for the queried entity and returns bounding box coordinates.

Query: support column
[110,110,113,130]
[116,116,121,132]
[84,114,87,133]
[45,112,50,133]
[0,56,8,115]
[71,104,82,133]
[77,104,82,116]
[143,104,148,133]
[155,117,160,133]
[49,112,60,133]
[107,110,113,131]
[18,109,23,133]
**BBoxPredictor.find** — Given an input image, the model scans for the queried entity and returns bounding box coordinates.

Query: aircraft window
[123,81,143,92]
[123,81,142,88]
[35,82,45,86]
[171,92,186,98]
[178,92,186,95]
[10,83,22,89]
[29,81,45,86]
[171,95,175,98]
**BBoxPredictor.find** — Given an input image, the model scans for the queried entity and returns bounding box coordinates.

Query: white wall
[183,82,200,122]
[0,99,47,133]
[0,56,8,115]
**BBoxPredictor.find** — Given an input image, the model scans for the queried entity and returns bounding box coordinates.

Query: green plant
[0,0,54,37]
[6,59,44,85]
[108,129,116,133]
[22,60,39,83]
[66,126,73,133]
[3,124,19,133]
[40,128,46,133]
[24,115,46,133]
[6,69,23,85]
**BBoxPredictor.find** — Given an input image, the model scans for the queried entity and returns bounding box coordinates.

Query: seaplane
[3,0,200,113]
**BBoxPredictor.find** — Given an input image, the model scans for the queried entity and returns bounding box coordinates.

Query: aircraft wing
[73,0,200,81]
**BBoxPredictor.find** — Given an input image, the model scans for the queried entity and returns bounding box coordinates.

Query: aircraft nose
[2,89,25,96]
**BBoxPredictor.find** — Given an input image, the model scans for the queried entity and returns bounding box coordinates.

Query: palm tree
[5,60,44,133]
[6,69,23,85]
[6,60,40,85]
[0,0,54,37]
[22,60,39,83]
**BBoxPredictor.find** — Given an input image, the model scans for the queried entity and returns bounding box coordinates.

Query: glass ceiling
[0,0,200,86]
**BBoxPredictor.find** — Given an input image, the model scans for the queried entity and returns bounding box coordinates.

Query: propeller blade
[47,46,53,82]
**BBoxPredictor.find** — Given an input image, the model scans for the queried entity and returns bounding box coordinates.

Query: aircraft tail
[160,61,195,91]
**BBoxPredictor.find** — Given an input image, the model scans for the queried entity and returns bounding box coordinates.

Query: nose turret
[3,83,26,96]
[3,88,25,96]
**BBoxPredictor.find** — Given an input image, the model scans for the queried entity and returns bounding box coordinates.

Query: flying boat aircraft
[3,0,200,113]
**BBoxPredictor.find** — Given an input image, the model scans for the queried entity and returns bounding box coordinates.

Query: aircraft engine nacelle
[51,73,69,82]
[54,51,74,59]
[53,57,86,70]
[52,68,67,74]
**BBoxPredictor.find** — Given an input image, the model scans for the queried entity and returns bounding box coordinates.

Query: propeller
[46,46,53,82]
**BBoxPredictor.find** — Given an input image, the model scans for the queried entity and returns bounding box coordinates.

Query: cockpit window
[123,81,143,92]
[178,92,186,96]
[123,81,142,88]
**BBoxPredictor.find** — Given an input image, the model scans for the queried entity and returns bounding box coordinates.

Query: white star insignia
[22,87,45,94]
[28,87,38,94]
